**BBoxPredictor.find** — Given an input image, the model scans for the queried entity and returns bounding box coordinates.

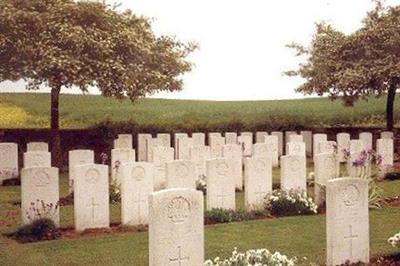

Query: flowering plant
[100,152,109,165]
[26,199,60,223]
[204,247,296,266]
[265,189,318,217]
[388,231,400,248]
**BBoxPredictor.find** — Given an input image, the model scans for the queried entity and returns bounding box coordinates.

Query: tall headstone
[206,158,235,210]
[74,164,109,231]
[318,141,336,155]
[288,134,303,143]
[21,167,59,226]
[157,133,171,147]
[111,148,135,185]
[222,144,243,190]
[68,149,94,192]
[146,138,162,162]
[264,135,279,167]
[300,131,313,157]
[174,133,189,158]
[350,139,364,156]
[326,178,369,266]
[380,131,393,139]
[0,143,18,182]
[121,162,154,225]
[238,134,253,157]
[225,132,238,144]
[244,157,272,211]
[285,131,297,152]
[286,142,306,157]
[151,146,174,190]
[314,153,339,205]
[23,151,51,168]
[149,189,204,266]
[192,133,205,146]
[166,160,197,189]
[359,132,373,151]
[256,131,268,143]
[280,155,306,191]
[313,133,328,158]
[177,137,194,160]
[138,134,152,161]
[337,133,350,162]
[271,131,283,156]
[27,142,48,152]
[209,135,225,158]
[377,138,394,166]
[189,145,211,177]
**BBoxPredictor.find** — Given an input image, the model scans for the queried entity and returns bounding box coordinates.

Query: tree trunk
[50,85,62,169]
[386,84,396,131]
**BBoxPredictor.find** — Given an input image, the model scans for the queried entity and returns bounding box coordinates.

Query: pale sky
[1,0,399,100]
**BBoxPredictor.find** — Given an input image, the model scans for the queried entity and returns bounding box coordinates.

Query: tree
[0,0,196,166]
[285,1,400,130]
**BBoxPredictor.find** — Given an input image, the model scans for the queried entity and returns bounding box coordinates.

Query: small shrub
[13,218,60,243]
[265,189,318,217]
[204,247,297,266]
[204,208,270,224]
[109,182,121,204]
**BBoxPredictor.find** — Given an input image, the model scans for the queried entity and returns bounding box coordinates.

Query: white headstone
[189,145,211,177]
[192,133,205,146]
[337,133,350,162]
[118,134,133,148]
[326,178,369,266]
[280,155,306,191]
[380,131,393,139]
[177,137,194,160]
[166,160,197,189]
[27,142,48,152]
[300,131,313,157]
[206,158,235,210]
[225,132,238,144]
[68,149,94,192]
[377,138,394,166]
[174,133,189,159]
[151,146,174,190]
[264,135,279,167]
[21,167,59,226]
[111,148,135,185]
[209,135,225,158]
[359,132,373,151]
[121,162,154,225]
[271,131,283,156]
[244,157,272,211]
[256,131,268,143]
[288,134,303,143]
[138,134,152,161]
[149,188,204,266]
[285,131,297,150]
[313,134,328,158]
[74,164,109,231]
[222,144,243,190]
[314,153,339,205]
[114,138,131,149]
[208,132,222,140]
[238,135,253,157]
[157,133,171,147]
[318,141,336,155]
[23,151,51,168]
[146,138,162,162]
[0,143,18,182]
[286,142,306,157]
[350,139,364,156]
[240,132,253,139]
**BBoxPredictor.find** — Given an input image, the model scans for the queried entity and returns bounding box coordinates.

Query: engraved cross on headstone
[216,189,229,208]
[133,193,146,217]
[344,224,358,259]
[169,246,189,266]
[88,197,99,223]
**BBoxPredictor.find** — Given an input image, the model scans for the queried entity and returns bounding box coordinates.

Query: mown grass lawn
[0,169,399,265]
[1,92,400,129]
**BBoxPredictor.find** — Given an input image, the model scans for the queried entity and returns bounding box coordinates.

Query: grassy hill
[0,92,398,130]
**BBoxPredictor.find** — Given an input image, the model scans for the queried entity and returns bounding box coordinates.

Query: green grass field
[0,92,399,129]
[1,169,399,265]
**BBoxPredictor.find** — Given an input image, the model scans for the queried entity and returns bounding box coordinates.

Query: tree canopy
[286,1,400,129]
[0,0,197,99]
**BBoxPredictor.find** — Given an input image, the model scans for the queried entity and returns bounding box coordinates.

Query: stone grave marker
[166,160,197,189]
[68,149,94,192]
[270,131,283,156]
[337,133,350,162]
[27,142,48,152]
[0,143,18,182]
[280,155,306,191]
[151,146,174,190]
[359,132,373,151]
[111,148,135,185]
[138,134,152,161]
[222,144,243,190]
[23,151,51,168]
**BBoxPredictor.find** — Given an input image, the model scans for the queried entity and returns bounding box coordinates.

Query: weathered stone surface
[111,148,135,185]
[222,144,243,190]
[377,138,394,166]
[166,160,197,189]
[326,178,369,266]
[337,133,350,162]
[280,155,307,191]
[27,142,48,152]
[68,149,94,192]
[359,132,373,151]
[270,131,283,156]
[149,188,204,266]
[138,134,152,161]
[0,143,18,182]
[23,151,51,168]
[151,146,174,190]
